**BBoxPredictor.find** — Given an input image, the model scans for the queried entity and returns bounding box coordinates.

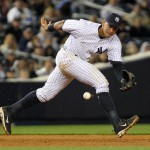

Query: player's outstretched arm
[110,61,137,91]
[40,17,65,32]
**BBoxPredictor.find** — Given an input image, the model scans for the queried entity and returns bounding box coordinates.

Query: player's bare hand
[41,17,52,31]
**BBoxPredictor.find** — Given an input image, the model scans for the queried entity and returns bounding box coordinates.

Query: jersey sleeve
[107,38,122,62]
[62,19,81,36]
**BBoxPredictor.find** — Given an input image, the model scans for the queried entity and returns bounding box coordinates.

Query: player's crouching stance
[0,13,139,138]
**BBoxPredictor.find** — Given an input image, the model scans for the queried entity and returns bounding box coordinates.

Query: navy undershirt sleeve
[110,61,123,82]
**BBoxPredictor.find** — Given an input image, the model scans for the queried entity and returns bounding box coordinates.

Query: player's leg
[0,66,73,134]
[59,55,120,129]
[59,54,139,137]
[97,92,139,137]
[36,66,74,102]
[5,66,73,113]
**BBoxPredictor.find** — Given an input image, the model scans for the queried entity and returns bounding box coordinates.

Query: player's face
[101,20,118,38]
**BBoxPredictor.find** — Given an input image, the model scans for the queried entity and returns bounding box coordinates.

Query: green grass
[1,124,113,135]
[0,123,150,135]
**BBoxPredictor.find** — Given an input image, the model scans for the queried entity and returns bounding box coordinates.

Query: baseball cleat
[0,107,12,135]
[114,115,139,138]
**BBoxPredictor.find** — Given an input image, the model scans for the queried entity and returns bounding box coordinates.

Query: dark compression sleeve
[110,61,123,82]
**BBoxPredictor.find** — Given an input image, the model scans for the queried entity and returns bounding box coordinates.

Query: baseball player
[0,13,139,138]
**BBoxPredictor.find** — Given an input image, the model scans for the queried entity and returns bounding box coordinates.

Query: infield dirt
[0,135,150,147]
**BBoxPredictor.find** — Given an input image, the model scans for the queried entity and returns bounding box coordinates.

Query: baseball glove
[120,70,137,91]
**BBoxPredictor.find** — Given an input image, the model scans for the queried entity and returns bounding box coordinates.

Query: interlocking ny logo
[96,47,102,54]
[115,17,119,22]
[96,47,107,54]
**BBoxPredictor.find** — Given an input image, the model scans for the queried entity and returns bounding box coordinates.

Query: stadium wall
[0,56,149,124]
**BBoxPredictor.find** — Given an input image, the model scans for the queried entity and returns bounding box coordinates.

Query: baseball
[83,92,92,100]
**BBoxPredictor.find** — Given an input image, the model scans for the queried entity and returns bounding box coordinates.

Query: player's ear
[101,19,106,26]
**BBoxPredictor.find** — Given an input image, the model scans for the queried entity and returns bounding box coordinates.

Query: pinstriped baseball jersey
[62,19,122,61]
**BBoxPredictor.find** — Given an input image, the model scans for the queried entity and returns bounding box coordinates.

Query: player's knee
[95,80,109,93]
[36,88,55,102]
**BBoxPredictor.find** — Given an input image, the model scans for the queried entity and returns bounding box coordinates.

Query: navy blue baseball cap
[105,13,122,28]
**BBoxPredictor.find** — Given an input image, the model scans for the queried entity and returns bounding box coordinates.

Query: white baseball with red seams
[36,19,122,102]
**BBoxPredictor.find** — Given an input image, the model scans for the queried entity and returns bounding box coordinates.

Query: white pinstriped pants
[37,49,109,102]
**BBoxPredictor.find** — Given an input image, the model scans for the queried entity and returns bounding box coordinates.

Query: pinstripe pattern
[37,66,73,102]
[62,19,122,61]
[37,19,122,102]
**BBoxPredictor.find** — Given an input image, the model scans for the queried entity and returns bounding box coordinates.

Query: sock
[97,92,120,129]
[7,90,40,115]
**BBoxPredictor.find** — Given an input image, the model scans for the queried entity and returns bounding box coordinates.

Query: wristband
[47,23,56,32]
